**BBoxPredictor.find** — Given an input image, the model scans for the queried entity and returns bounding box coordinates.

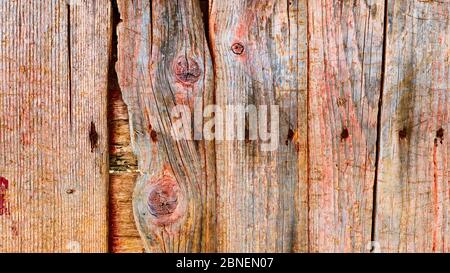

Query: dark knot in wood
[174,56,201,86]
[231,43,245,55]
[147,176,179,218]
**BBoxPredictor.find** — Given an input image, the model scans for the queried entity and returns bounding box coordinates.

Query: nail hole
[286,128,295,145]
[89,121,98,153]
[341,128,349,140]
[399,128,408,140]
[436,127,444,144]
[150,130,158,142]
[245,127,251,144]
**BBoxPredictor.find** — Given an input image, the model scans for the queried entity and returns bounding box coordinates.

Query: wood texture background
[0,0,110,252]
[0,0,449,253]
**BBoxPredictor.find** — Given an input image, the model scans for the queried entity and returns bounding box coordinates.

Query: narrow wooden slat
[108,45,141,252]
[209,0,308,252]
[109,0,210,254]
[0,0,110,252]
[307,0,385,252]
[376,0,450,253]
[116,0,215,252]
[109,74,138,174]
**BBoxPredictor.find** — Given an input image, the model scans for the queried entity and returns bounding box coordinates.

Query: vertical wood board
[0,0,111,253]
[376,0,450,253]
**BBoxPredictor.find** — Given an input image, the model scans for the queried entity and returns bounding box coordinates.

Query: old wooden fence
[0,0,449,253]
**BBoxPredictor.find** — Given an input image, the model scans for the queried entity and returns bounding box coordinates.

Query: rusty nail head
[231,43,245,55]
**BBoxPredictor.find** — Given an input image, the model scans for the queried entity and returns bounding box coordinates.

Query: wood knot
[231,43,245,55]
[173,56,201,86]
[147,176,179,220]
[341,128,349,140]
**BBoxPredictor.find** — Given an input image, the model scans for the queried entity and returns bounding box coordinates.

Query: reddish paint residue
[20,133,31,146]
[432,142,440,252]
[0,177,10,216]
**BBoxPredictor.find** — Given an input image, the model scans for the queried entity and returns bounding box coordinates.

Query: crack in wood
[67,3,73,129]
[371,0,389,250]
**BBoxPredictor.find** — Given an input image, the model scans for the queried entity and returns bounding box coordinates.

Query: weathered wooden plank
[376,0,450,253]
[209,0,308,252]
[109,86,138,174]
[116,0,215,252]
[107,4,142,252]
[109,0,210,254]
[0,0,110,252]
[307,0,385,252]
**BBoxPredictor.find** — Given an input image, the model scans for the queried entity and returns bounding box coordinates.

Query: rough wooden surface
[116,0,215,253]
[110,0,450,253]
[307,0,385,252]
[0,0,110,252]
[0,0,448,253]
[209,0,307,252]
[376,0,450,253]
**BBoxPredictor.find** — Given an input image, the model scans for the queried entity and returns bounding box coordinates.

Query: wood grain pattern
[0,0,446,254]
[110,174,143,252]
[109,0,210,254]
[116,0,215,253]
[0,0,110,252]
[209,0,308,252]
[307,0,385,252]
[110,0,450,253]
[108,63,142,252]
[375,0,450,253]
